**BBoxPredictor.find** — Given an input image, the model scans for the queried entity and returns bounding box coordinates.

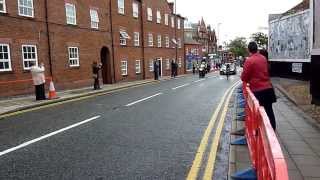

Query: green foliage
[251,32,268,48]
[228,37,248,58]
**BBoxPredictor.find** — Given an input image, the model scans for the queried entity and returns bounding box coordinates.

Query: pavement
[229,85,320,180]
[0,72,241,179]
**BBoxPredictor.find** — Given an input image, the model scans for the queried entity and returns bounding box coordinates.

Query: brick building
[0,0,185,97]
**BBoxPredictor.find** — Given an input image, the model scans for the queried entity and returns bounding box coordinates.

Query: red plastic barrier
[243,84,289,180]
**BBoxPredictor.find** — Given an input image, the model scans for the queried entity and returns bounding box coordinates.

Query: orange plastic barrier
[243,84,289,180]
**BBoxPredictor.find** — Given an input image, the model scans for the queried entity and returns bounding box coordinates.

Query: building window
[134,32,140,46]
[135,60,141,74]
[18,0,34,17]
[132,2,138,18]
[148,33,153,47]
[156,10,161,24]
[177,19,181,29]
[177,38,181,48]
[0,0,6,13]
[120,30,130,46]
[171,16,175,28]
[121,60,127,75]
[157,35,162,48]
[178,57,182,68]
[68,47,79,67]
[22,45,38,70]
[90,9,99,29]
[147,8,152,21]
[149,60,154,72]
[65,3,76,25]
[166,59,170,70]
[164,14,169,26]
[0,44,11,72]
[118,0,125,14]
[165,36,170,48]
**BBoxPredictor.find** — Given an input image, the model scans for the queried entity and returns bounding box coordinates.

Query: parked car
[220,63,236,75]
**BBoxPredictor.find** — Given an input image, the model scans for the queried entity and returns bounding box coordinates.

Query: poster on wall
[292,63,303,73]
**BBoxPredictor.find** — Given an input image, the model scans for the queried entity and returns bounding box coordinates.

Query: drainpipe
[109,0,116,83]
[140,1,146,80]
[45,0,53,78]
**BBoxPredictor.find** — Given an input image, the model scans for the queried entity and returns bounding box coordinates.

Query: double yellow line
[186,81,240,180]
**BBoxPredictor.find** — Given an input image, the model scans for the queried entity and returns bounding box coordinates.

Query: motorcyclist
[226,63,231,80]
[199,61,206,78]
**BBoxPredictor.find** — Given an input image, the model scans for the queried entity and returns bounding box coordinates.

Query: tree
[251,32,268,49]
[228,37,248,58]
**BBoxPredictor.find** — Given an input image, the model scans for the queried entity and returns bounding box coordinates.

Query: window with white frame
[147,8,152,21]
[0,0,6,13]
[0,44,11,72]
[132,2,138,18]
[22,45,38,70]
[177,18,181,29]
[156,10,161,24]
[120,30,129,46]
[135,60,141,74]
[68,47,79,67]
[157,35,161,48]
[164,14,169,26]
[134,32,140,46]
[148,33,153,47]
[171,16,175,28]
[118,0,124,14]
[121,60,127,75]
[149,60,154,72]
[65,3,76,25]
[177,38,181,48]
[166,59,170,70]
[90,9,99,29]
[178,57,182,67]
[165,36,169,48]
[18,0,34,17]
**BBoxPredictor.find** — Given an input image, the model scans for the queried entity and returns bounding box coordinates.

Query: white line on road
[125,93,163,107]
[0,115,101,157]
[194,79,205,83]
[172,83,190,90]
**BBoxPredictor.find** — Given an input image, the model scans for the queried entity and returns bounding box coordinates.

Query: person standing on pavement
[92,61,102,90]
[241,42,277,130]
[30,62,46,100]
[154,60,159,80]
[171,60,175,77]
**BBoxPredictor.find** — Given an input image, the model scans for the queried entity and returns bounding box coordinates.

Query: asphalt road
[0,72,240,180]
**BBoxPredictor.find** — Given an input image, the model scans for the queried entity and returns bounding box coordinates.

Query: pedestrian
[241,42,277,130]
[30,62,46,100]
[174,61,178,77]
[171,60,175,78]
[92,61,102,90]
[154,60,159,80]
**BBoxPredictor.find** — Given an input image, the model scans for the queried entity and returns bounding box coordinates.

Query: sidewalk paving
[0,78,160,116]
[229,88,320,180]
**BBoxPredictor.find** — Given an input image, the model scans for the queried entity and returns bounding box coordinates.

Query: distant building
[310,0,320,104]
[268,0,311,79]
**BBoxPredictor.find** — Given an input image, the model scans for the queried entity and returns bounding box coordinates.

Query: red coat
[241,53,272,92]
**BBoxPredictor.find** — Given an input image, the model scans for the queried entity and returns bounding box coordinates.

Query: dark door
[100,47,112,84]
[157,59,162,77]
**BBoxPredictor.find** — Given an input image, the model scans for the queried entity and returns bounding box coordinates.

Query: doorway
[100,47,112,84]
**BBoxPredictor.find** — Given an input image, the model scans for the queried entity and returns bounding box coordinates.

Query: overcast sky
[169,0,302,44]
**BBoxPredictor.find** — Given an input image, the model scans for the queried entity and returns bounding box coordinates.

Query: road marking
[194,79,205,83]
[125,93,163,107]
[0,115,101,157]
[203,83,239,180]
[186,81,240,180]
[172,83,190,90]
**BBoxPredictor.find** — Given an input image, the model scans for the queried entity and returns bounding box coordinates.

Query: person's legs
[40,83,46,100]
[35,85,40,100]
[94,78,99,90]
[262,103,276,130]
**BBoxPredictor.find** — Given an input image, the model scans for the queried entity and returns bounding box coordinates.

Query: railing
[242,84,289,180]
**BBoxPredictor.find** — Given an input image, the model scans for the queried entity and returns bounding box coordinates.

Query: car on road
[220,63,236,75]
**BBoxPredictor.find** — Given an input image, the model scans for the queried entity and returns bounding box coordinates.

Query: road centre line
[172,83,190,90]
[203,83,239,180]
[125,93,163,107]
[0,115,101,157]
[194,79,205,83]
[186,81,240,180]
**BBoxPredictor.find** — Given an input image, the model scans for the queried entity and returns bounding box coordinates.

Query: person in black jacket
[154,60,159,80]
[92,61,102,90]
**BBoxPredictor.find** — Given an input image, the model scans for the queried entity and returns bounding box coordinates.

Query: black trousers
[94,78,100,90]
[253,88,277,130]
[35,83,46,100]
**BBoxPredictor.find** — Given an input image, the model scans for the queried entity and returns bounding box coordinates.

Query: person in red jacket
[241,42,277,130]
